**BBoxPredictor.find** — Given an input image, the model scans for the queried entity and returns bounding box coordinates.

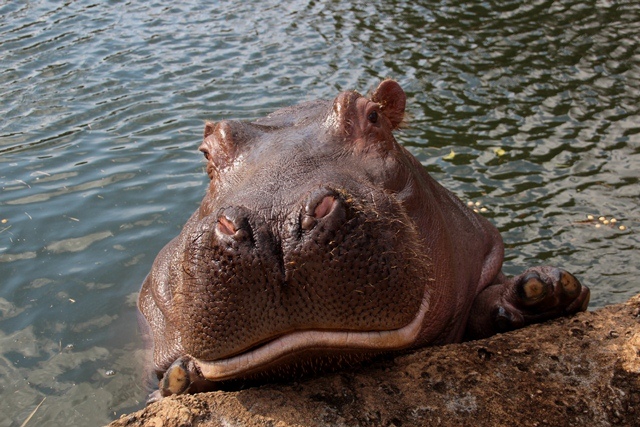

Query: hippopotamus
[138,80,590,400]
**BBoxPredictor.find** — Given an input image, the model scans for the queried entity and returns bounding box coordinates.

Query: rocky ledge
[110,294,640,427]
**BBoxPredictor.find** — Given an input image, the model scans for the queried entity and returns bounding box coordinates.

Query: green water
[1,0,638,425]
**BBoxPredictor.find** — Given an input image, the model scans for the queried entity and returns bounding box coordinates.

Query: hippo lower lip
[188,294,430,382]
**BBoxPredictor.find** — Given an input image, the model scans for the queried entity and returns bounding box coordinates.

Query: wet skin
[138,80,590,401]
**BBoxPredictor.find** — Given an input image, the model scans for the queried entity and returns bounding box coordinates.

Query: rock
[109,294,640,427]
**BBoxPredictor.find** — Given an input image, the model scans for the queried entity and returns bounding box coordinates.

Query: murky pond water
[1,0,639,425]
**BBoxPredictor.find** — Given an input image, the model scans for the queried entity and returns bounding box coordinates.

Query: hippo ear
[371,80,406,129]
[200,121,220,163]
[204,121,216,139]
[199,121,240,179]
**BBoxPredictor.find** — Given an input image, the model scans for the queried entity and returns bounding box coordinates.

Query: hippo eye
[367,110,378,123]
[200,149,211,161]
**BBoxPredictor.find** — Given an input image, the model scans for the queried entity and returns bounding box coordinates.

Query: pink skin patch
[314,196,336,219]
[217,216,236,235]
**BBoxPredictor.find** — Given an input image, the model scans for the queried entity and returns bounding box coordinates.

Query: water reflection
[1,0,638,425]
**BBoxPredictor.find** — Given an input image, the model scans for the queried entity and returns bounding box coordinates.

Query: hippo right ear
[200,122,216,162]
[371,80,406,129]
[204,121,216,139]
[198,121,238,179]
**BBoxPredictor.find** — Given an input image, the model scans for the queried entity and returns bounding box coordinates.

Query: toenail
[161,360,190,396]
[559,272,580,298]
[520,274,548,305]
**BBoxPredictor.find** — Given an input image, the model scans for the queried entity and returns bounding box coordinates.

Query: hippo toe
[466,267,590,339]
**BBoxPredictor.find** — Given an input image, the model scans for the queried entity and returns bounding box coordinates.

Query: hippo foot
[153,356,205,401]
[466,266,590,340]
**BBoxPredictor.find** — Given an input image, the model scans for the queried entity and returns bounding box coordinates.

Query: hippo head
[138,80,590,398]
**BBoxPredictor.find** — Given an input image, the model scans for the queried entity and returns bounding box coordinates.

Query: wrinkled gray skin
[138,80,590,401]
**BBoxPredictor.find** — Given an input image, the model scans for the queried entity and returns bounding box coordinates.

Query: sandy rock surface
[109,294,640,427]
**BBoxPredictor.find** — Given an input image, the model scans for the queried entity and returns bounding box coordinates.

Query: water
[1,0,638,425]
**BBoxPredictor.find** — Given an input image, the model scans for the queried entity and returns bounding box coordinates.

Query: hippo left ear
[371,80,406,129]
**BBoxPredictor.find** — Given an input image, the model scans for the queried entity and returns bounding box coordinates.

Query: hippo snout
[197,188,352,308]
[146,183,428,368]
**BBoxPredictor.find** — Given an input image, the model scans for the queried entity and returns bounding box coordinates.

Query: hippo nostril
[217,216,237,236]
[302,190,340,231]
[214,208,252,241]
[314,196,336,219]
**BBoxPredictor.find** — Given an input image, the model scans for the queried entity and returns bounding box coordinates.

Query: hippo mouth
[183,293,430,383]
[154,293,430,399]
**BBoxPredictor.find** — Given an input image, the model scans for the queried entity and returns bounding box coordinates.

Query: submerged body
[138,80,590,399]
